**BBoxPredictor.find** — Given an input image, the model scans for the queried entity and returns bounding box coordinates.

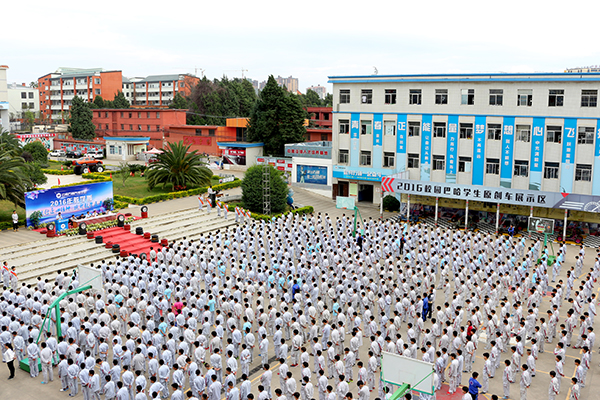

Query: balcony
[50,95,61,101]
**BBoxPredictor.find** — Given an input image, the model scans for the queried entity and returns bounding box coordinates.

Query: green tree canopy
[68,96,96,140]
[0,150,36,207]
[112,91,130,108]
[145,141,212,191]
[170,93,189,109]
[22,141,48,164]
[241,165,288,214]
[0,129,21,156]
[91,95,105,109]
[247,75,307,156]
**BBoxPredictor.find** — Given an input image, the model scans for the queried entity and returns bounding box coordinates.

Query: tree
[23,110,36,131]
[0,129,21,156]
[91,95,105,109]
[22,141,48,165]
[68,96,96,140]
[323,93,333,107]
[118,161,131,188]
[241,165,288,214]
[247,75,308,156]
[145,141,212,191]
[0,150,34,207]
[170,93,188,109]
[28,163,48,187]
[298,89,323,107]
[112,91,130,109]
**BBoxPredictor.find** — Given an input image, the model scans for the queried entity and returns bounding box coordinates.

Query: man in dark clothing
[468,372,482,400]
[356,233,363,252]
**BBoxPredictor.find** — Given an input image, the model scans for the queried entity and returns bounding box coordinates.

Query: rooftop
[328,72,600,83]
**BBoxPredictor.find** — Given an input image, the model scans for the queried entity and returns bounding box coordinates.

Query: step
[131,212,225,233]
[2,234,88,260]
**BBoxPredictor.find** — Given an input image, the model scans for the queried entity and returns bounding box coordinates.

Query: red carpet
[94,226,159,258]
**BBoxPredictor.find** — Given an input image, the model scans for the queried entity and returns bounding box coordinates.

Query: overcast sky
[4,0,600,92]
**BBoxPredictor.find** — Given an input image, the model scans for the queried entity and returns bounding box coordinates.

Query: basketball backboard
[78,264,103,291]
[336,196,355,210]
[381,351,434,395]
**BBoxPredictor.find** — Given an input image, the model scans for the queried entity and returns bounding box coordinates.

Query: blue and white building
[329,73,600,218]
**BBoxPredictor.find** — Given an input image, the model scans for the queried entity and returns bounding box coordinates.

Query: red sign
[183,136,212,146]
[277,159,285,164]
[224,149,246,156]
[277,166,285,171]
[257,157,264,162]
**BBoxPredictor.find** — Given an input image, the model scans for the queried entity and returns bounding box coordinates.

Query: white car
[49,149,66,157]
[88,150,104,159]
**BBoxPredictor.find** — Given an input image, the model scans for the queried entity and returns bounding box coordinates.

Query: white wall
[292,156,332,198]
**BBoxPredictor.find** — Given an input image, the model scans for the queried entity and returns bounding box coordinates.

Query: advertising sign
[25,181,114,227]
[183,136,212,146]
[528,217,555,234]
[297,165,327,185]
[256,156,293,172]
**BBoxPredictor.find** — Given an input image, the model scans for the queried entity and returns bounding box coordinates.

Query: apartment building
[7,82,39,116]
[306,106,332,142]
[0,66,9,129]
[122,74,199,107]
[329,73,600,221]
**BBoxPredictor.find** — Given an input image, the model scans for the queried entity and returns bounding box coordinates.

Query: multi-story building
[306,106,332,142]
[0,65,9,129]
[566,66,600,73]
[38,68,122,122]
[329,73,600,223]
[306,85,327,99]
[7,83,39,117]
[122,74,199,107]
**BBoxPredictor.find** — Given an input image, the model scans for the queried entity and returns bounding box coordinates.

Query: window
[575,164,592,181]
[517,89,533,106]
[120,124,124,130]
[578,126,594,144]
[360,120,372,135]
[321,134,328,141]
[546,126,562,143]
[544,162,559,179]
[195,128,203,136]
[339,90,350,104]
[94,78,101,84]
[105,112,108,118]
[29,102,34,108]
[156,112,160,118]
[461,89,474,105]
[109,145,115,155]
[384,121,396,136]
[21,92,26,99]
[138,112,142,118]
[486,158,500,175]
[120,112,124,118]
[489,89,503,106]
[548,89,564,107]
[339,119,350,134]
[156,125,160,131]
[360,151,371,166]
[95,89,101,95]
[408,153,419,169]
[384,89,397,104]
[383,152,395,168]
[129,124,133,130]
[458,156,471,172]
[409,89,422,105]
[516,125,531,142]
[21,102,27,109]
[209,129,216,136]
[28,92,34,99]
[361,89,372,104]
[147,125,151,131]
[514,160,529,177]
[128,112,132,118]
[408,122,420,137]
[487,124,501,140]
[435,89,448,105]
[147,112,151,118]
[138,125,142,131]
[433,155,445,170]
[338,149,349,164]
[433,122,446,138]
[581,90,598,107]
[459,123,473,139]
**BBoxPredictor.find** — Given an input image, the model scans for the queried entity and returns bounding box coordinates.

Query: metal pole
[529,206,533,239]
[407,194,411,224]
[563,209,568,240]
[495,202,500,234]
[380,189,384,220]
[465,200,469,230]
[435,197,439,226]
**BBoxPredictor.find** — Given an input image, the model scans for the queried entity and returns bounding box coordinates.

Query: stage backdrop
[25,181,114,227]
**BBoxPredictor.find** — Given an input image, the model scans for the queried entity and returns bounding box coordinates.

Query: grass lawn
[45,160,71,170]
[112,174,222,198]
[0,201,25,222]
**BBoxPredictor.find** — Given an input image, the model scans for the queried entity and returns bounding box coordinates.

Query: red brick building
[305,106,332,142]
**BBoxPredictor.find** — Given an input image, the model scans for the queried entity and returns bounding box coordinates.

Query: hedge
[51,178,111,189]
[229,205,314,221]
[0,219,25,230]
[42,169,75,175]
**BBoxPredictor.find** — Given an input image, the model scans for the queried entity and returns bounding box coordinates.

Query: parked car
[49,149,66,157]
[66,151,82,158]
[72,156,104,174]
[88,150,104,159]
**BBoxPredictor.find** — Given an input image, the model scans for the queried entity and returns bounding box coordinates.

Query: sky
[4,0,600,93]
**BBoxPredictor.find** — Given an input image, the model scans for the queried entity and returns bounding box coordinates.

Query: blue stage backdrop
[25,181,114,227]
[297,165,328,185]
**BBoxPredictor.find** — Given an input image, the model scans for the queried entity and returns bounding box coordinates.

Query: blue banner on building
[594,120,600,195]
[560,118,577,193]
[420,115,432,181]
[446,115,459,183]
[297,165,328,185]
[472,116,487,185]
[500,117,515,188]
[25,181,114,227]
[529,117,546,190]
[350,113,360,167]
[396,114,407,172]
[372,114,383,168]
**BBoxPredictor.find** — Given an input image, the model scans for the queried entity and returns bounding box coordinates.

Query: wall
[291,156,332,198]
[0,66,8,129]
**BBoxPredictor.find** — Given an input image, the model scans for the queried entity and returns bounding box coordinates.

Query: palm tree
[0,129,21,156]
[146,141,213,191]
[0,150,34,207]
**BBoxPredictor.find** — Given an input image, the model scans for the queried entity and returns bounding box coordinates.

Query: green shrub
[382,195,401,212]
[42,169,75,175]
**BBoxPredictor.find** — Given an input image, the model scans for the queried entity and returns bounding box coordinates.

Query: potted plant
[29,211,43,228]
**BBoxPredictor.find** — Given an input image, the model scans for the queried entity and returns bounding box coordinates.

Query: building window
[575,164,592,181]
[433,122,446,138]
[435,89,448,105]
[28,92,34,99]
[156,125,160,131]
[408,153,419,168]
[95,89,101,95]
[209,129,216,136]
[544,162,559,179]
[516,125,531,142]
[338,149,349,164]
[138,112,142,118]
[29,102,34,108]
[339,120,350,134]
[486,158,500,175]
[21,102,27,109]
[548,89,564,107]
[546,126,562,143]
[361,89,372,104]
[321,134,328,141]
[578,126,594,144]
[514,160,529,177]
[129,124,133,130]
[156,112,160,118]
[433,155,445,171]
[489,89,503,106]
[517,89,533,106]
[360,151,372,166]
[581,90,598,107]
[487,124,501,140]
[459,123,473,139]
[21,92,26,99]
[409,89,422,105]
[461,89,474,105]
[408,122,420,137]
[383,152,395,168]
[94,78,101,84]
[147,112,151,118]
[458,156,471,172]
[360,120,372,135]
[384,89,397,105]
[138,125,142,131]
[195,129,203,136]
[384,121,396,136]
[120,112,124,118]
[109,145,115,154]
[120,124,124,130]
[339,90,350,104]
[128,113,132,118]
